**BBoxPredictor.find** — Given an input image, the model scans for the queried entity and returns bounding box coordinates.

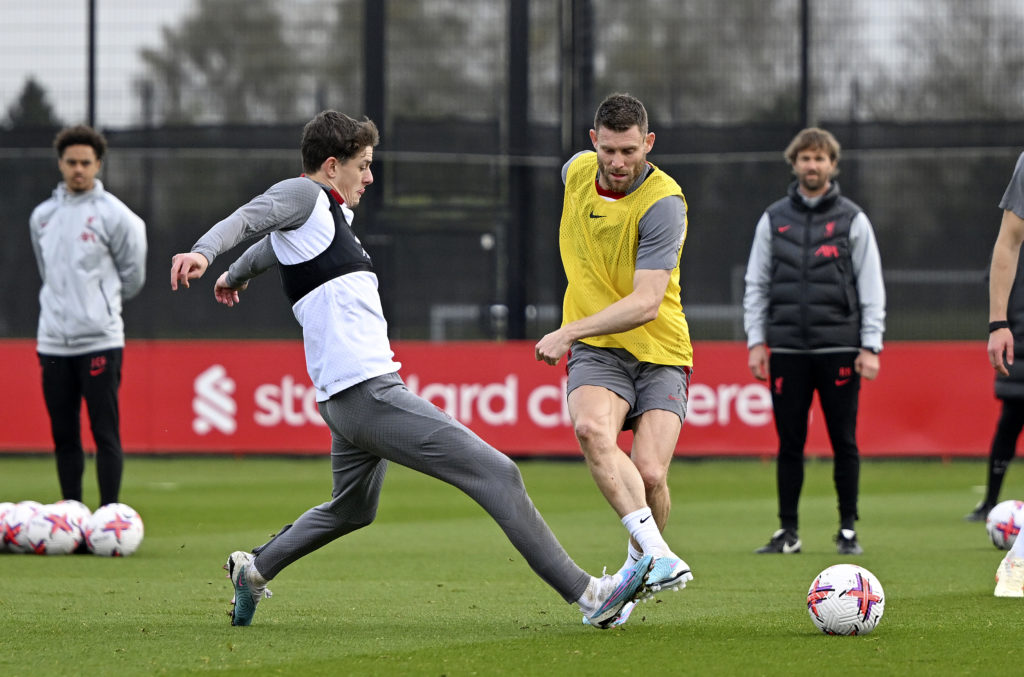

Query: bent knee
[633,458,669,493]
[487,451,524,486]
[572,418,617,449]
[334,508,377,533]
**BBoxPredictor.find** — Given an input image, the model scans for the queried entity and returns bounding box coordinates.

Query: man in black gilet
[743,127,886,556]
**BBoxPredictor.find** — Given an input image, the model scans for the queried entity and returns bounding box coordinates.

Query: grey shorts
[566,342,692,428]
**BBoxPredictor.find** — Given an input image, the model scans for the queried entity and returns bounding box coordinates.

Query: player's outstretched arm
[214,272,248,307]
[170,252,210,290]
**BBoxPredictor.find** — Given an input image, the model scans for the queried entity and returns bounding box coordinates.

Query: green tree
[138,0,302,124]
[4,77,62,129]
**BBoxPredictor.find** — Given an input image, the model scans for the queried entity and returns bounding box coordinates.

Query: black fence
[3,0,1023,343]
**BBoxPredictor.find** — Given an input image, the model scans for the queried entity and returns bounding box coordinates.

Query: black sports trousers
[768,351,860,531]
[38,348,124,506]
[985,397,1024,505]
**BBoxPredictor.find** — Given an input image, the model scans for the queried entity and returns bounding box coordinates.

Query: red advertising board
[0,339,997,457]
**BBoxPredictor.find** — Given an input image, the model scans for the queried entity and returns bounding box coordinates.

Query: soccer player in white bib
[169,110,678,628]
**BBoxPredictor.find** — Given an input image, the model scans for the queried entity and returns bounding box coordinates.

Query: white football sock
[617,541,644,576]
[576,575,611,617]
[621,507,671,558]
[249,557,269,586]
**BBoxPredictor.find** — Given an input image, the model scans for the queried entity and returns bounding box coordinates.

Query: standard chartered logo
[193,364,237,435]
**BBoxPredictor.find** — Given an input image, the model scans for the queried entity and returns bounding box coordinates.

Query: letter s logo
[193,364,237,435]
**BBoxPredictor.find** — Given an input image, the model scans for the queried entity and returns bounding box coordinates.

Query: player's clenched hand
[214,272,248,307]
[989,327,1014,377]
[855,349,880,381]
[535,330,572,366]
[748,344,769,381]
[169,252,209,290]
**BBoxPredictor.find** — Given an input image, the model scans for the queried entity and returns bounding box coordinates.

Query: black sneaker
[964,502,994,522]
[754,528,801,554]
[836,529,863,555]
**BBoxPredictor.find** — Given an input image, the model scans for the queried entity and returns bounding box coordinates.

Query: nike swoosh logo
[589,211,606,219]
[835,378,850,386]
[639,516,651,523]
[778,225,791,233]
[783,541,800,553]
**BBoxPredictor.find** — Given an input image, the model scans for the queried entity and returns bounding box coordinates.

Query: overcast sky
[3,1,1016,129]
[0,0,193,127]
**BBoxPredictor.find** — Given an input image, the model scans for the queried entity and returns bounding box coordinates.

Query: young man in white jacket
[30,125,147,508]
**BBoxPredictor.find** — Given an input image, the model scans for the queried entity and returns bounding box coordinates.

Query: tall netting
[2,0,1022,341]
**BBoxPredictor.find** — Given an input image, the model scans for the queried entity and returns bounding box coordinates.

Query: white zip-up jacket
[30,179,147,355]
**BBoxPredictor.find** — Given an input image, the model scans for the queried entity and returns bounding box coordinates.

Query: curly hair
[54,125,107,161]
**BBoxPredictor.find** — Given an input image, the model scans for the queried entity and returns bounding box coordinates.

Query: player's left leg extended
[330,372,592,604]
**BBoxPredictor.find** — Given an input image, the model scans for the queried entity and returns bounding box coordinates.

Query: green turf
[0,455,1021,676]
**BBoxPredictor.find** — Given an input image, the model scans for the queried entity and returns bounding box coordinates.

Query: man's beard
[598,161,642,192]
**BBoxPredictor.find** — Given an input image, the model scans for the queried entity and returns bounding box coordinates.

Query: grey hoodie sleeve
[850,212,886,350]
[742,212,772,347]
[29,205,47,282]
[107,203,147,300]
[190,177,320,267]
[224,236,278,288]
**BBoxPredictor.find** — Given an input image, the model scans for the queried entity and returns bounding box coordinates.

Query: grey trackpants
[251,371,590,603]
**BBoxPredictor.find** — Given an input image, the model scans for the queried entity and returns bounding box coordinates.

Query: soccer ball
[2,501,44,554]
[25,503,83,555]
[807,564,886,635]
[985,500,1024,550]
[0,502,15,553]
[84,503,144,557]
[55,499,92,531]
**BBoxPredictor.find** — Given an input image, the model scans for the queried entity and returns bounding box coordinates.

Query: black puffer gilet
[766,181,862,350]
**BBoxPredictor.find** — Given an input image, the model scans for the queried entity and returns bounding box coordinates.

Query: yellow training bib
[559,152,692,366]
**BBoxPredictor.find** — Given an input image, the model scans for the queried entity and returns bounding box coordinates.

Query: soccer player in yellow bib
[535,93,693,625]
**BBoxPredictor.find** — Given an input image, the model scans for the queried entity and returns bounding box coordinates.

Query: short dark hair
[301,110,380,173]
[54,124,107,161]
[594,93,648,136]
[784,127,841,166]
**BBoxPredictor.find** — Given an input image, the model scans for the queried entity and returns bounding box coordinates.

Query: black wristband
[990,321,1010,333]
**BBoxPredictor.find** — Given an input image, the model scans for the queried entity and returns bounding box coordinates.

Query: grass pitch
[0,455,1021,676]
